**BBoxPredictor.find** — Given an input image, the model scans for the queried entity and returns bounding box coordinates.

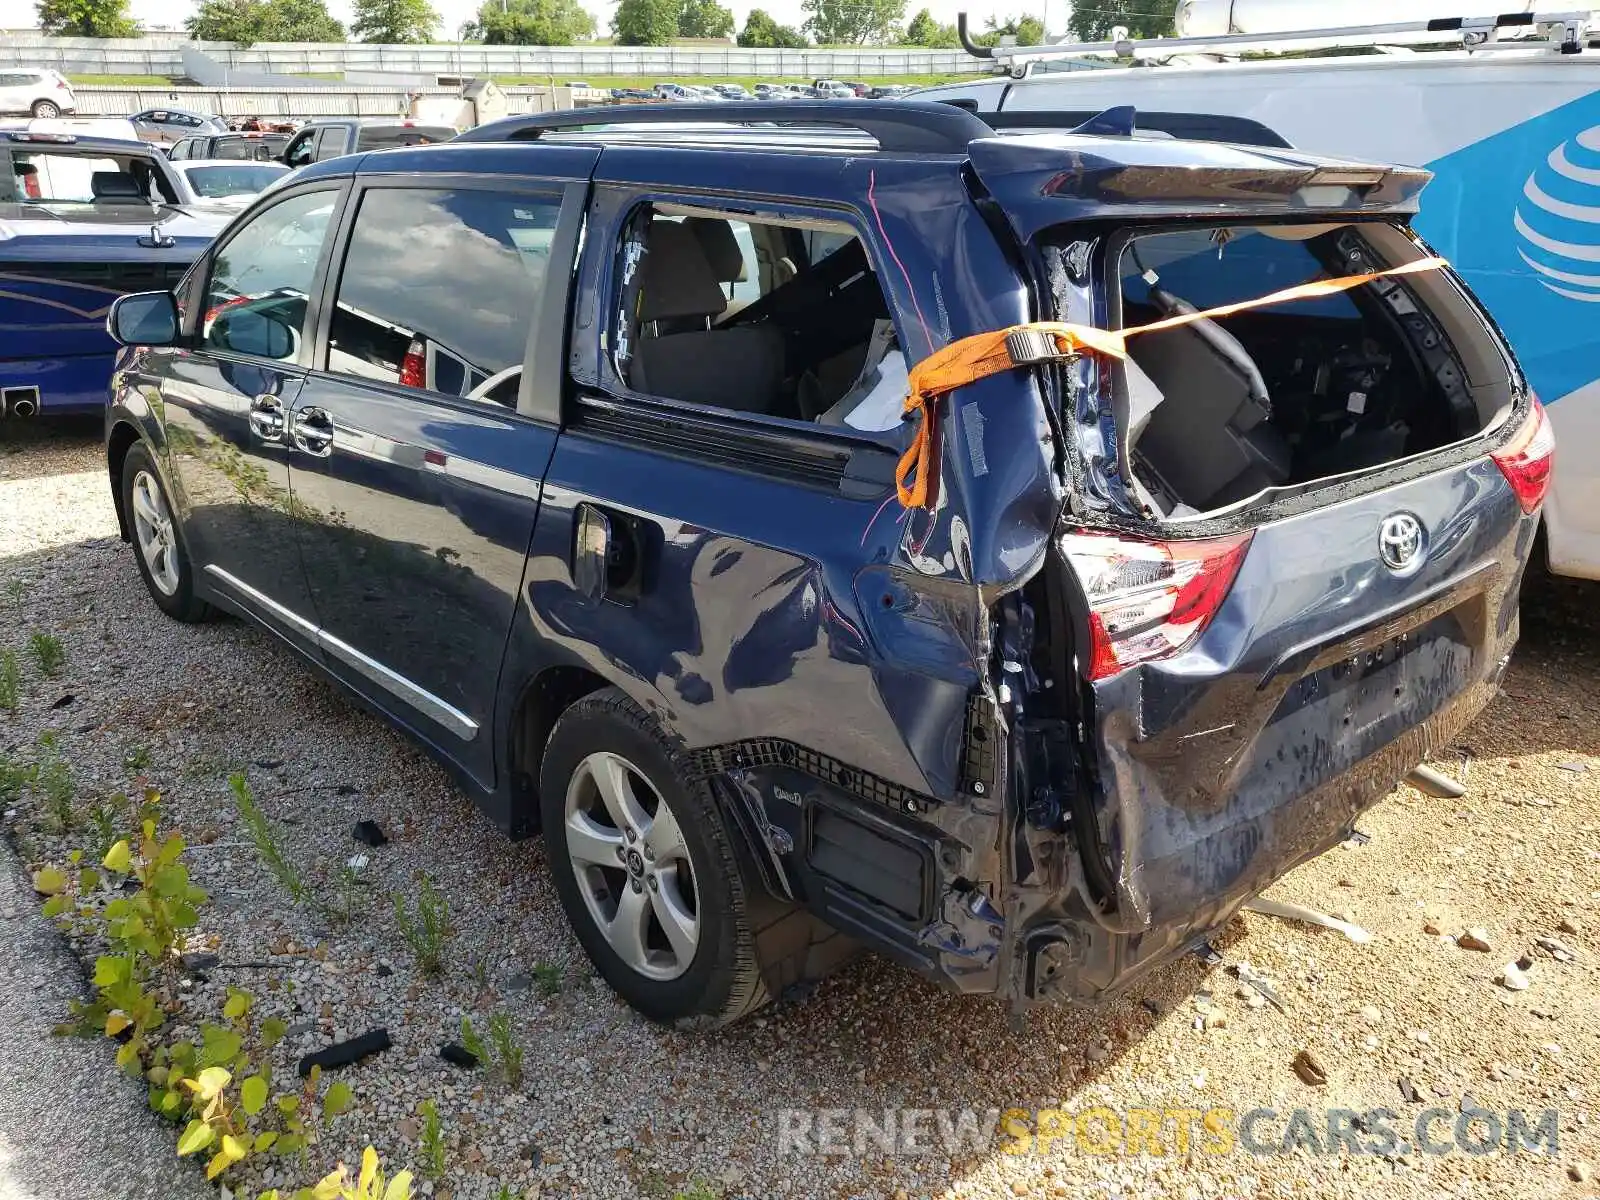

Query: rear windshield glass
[1045,220,1516,519]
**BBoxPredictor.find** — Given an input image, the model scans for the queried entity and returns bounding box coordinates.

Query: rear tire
[120,442,212,624]
[30,100,59,119]
[539,688,776,1027]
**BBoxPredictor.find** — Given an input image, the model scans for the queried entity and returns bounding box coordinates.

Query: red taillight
[1062,529,1254,681]
[1490,396,1554,515]
[399,339,426,389]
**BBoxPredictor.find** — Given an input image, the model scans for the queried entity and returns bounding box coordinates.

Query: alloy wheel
[130,469,181,597]
[563,750,700,981]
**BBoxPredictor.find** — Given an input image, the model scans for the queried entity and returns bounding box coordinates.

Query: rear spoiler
[947,103,1294,149]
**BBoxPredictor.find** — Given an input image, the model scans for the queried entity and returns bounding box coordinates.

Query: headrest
[685,216,747,284]
[638,220,727,323]
[90,172,145,202]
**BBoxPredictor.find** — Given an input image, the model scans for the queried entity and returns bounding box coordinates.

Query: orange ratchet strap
[895,256,1450,509]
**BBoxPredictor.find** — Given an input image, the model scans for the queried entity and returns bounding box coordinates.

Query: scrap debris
[1231,961,1285,1011]
[1245,896,1373,944]
[1292,1049,1328,1087]
[298,1027,392,1076]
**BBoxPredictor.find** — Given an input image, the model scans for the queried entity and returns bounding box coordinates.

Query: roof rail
[971,108,1294,149]
[957,8,1597,72]
[454,101,994,154]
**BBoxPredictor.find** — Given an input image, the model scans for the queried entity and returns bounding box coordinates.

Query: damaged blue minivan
[102,102,1550,1025]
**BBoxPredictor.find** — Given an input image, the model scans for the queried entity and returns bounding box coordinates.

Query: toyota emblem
[1378,513,1424,573]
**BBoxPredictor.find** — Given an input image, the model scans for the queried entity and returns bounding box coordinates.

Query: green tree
[901,7,957,46]
[678,0,734,39]
[351,0,439,43]
[737,8,807,47]
[976,13,1045,46]
[802,0,903,45]
[187,0,344,44]
[1068,0,1177,41]
[36,0,138,37]
[471,0,594,44]
[611,0,679,45]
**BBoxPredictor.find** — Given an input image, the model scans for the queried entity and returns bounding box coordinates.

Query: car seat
[1129,287,1292,509]
[630,221,785,414]
[90,172,147,204]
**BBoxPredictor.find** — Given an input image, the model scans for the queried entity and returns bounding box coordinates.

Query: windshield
[182,163,286,198]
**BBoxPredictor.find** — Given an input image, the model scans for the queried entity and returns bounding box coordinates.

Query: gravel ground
[1,421,1598,1200]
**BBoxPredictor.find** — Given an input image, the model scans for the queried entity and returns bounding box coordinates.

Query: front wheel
[120,442,212,623]
[30,100,60,119]
[539,688,774,1026]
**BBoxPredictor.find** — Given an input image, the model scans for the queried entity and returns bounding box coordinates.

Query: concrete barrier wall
[69,84,562,119]
[0,35,984,79]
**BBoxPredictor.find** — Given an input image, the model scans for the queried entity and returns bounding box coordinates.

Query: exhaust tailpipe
[2,386,39,418]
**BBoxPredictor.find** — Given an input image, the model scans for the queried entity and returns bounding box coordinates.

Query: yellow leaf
[220,1134,248,1163]
[31,867,66,896]
[253,1131,278,1153]
[189,1066,230,1102]
[104,1011,132,1037]
[176,1119,215,1156]
[205,1150,230,1180]
[382,1169,414,1200]
[102,840,132,874]
[311,1167,345,1200]
[358,1146,378,1193]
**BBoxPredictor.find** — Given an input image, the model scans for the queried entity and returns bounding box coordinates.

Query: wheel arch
[106,420,143,543]
[506,663,613,835]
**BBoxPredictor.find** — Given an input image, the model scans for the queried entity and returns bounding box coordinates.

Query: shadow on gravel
[0,417,102,481]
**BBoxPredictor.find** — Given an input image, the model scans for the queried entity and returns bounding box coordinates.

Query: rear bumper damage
[1011,654,1510,1009]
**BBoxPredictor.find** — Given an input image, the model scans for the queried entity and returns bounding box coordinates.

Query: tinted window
[357,125,454,151]
[202,189,336,362]
[169,140,191,160]
[325,187,560,406]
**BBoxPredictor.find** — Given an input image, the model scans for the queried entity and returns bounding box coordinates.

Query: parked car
[0,69,76,119]
[279,118,456,169]
[842,81,871,96]
[169,132,291,163]
[1,130,229,417]
[102,101,1549,1028]
[167,158,289,210]
[752,83,789,100]
[712,84,750,100]
[867,85,914,99]
[652,83,695,101]
[130,108,229,146]
[918,19,1599,582]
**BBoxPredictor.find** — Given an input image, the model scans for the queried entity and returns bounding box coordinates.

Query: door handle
[247,393,285,442]
[289,405,334,458]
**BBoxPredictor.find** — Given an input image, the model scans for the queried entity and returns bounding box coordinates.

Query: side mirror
[107,290,179,346]
[218,307,294,359]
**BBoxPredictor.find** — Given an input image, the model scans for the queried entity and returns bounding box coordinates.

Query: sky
[116,0,1063,41]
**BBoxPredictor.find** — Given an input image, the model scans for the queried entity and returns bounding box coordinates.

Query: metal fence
[70,84,563,119]
[0,34,984,79]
